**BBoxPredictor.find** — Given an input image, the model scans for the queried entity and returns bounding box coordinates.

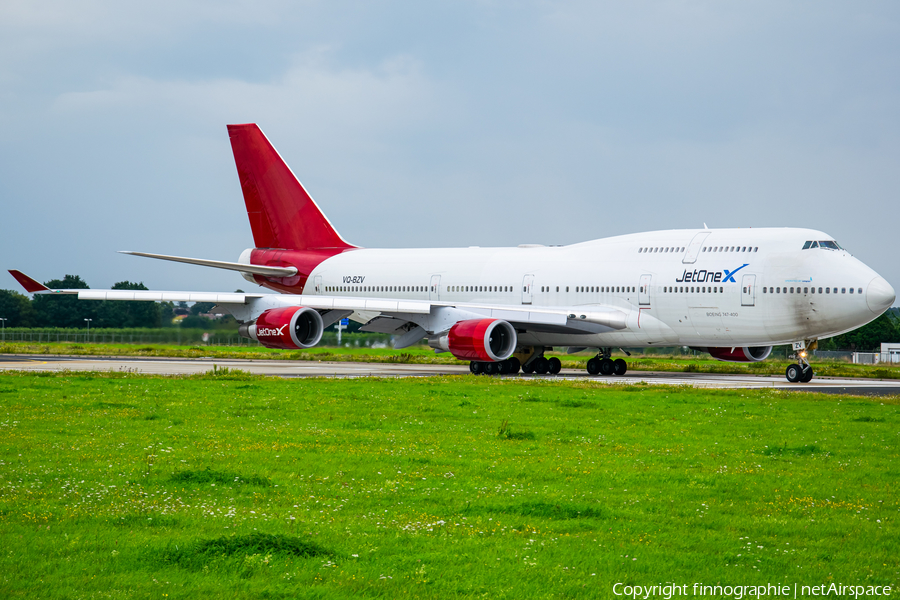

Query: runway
[1,354,899,395]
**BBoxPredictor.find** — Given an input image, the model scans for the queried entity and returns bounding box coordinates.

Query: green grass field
[0,371,897,598]
[3,340,900,380]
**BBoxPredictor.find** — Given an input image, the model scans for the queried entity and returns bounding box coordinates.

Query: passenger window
[826,288,830,294]
[842,288,846,294]
[849,288,854,294]
[858,288,862,294]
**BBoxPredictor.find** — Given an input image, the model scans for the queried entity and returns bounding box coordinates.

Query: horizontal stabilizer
[120,251,298,277]
[8,270,52,293]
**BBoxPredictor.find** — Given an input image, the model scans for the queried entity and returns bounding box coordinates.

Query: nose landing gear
[786,340,815,383]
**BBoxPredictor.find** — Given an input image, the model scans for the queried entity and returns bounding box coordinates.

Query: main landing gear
[586,348,627,377]
[785,340,815,383]
[470,357,521,376]
[520,355,561,375]
[469,347,563,376]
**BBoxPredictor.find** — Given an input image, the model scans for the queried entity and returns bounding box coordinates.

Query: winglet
[8,270,50,293]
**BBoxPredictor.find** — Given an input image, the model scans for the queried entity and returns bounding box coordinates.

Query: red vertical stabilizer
[227,124,357,251]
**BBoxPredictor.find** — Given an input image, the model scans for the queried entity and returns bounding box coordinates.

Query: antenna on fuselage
[703,223,709,229]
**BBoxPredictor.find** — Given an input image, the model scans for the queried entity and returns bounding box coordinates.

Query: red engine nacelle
[239,306,324,349]
[703,346,773,363]
[428,318,517,361]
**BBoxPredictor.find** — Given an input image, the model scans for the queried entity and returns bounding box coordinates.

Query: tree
[180,315,214,329]
[32,275,95,328]
[96,281,161,328]
[189,302,216,316]
[821,312,900,352]
[0,289,35,327]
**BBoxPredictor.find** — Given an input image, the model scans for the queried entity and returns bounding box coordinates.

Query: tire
[470,361,483,375]
[548,357,562,374]
[534,357,550,374]
[800,367,814,383]
[599,358,615,376]
[521,361,535,374]
[613,358,627,376]
[586,357,601,375]
[484,361,499,375]
[507,357,521,374]
[498,360,511,375]
[785,364,802,383]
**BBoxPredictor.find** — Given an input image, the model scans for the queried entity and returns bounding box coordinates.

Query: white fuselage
[304,227,894,348]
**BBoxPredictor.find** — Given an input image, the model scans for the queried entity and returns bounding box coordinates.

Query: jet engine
[428,318,517,362]
[701,346,773,362]
[239,306,324,349]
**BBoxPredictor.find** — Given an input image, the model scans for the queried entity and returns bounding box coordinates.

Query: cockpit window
[803,240,843,250]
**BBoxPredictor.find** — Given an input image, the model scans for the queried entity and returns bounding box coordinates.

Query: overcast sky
[1,1,898,302]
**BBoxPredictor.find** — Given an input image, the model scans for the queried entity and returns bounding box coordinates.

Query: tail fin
[227,124,356,251]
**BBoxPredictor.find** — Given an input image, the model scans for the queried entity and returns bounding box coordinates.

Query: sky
[1,1,898,301]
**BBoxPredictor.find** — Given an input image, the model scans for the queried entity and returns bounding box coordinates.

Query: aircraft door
[741,274,756,306]
[522,275,534,305]
[639,274,652,305]
[314,275,322,294]
[683,232,711,264]
[429,275,441,301]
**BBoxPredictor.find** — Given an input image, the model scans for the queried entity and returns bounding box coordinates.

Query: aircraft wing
[8,270,630,345]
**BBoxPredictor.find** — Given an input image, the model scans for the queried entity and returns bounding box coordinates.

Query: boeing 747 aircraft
[10,124,896,382]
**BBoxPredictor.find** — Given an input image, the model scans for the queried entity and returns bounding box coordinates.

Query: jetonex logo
[257,325,288,336]
[676,264,749,284]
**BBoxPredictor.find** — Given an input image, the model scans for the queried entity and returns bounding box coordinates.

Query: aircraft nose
[866,276,896,314]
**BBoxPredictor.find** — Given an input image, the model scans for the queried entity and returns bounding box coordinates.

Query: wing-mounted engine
[698,346,773,363]
[239,306,324,349]
[428,318,517,362]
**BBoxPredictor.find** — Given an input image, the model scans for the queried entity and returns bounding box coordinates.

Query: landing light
[799,350,808,359]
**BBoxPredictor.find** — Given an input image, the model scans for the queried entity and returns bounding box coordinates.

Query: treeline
[0,275,235,329]
[818,309,900,352]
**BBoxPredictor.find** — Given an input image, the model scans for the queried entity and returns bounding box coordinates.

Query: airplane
[9,124,896,382]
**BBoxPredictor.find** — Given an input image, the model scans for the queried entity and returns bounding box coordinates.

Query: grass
[0,371,897,598]
[3,340,900,379]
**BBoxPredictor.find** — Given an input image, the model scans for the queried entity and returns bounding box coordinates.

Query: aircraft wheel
[534,357,550,374]
[507,357,521,374]
[785,364,802,383]
[586,358,601,375]
[521,361,535,374]
[498,360,511,375]
[548,357,562,374]
[484,361,499,375]
[613,358,627,376]
[800,367,814,383]
[599,358,615,376]
[470,361,483,375]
